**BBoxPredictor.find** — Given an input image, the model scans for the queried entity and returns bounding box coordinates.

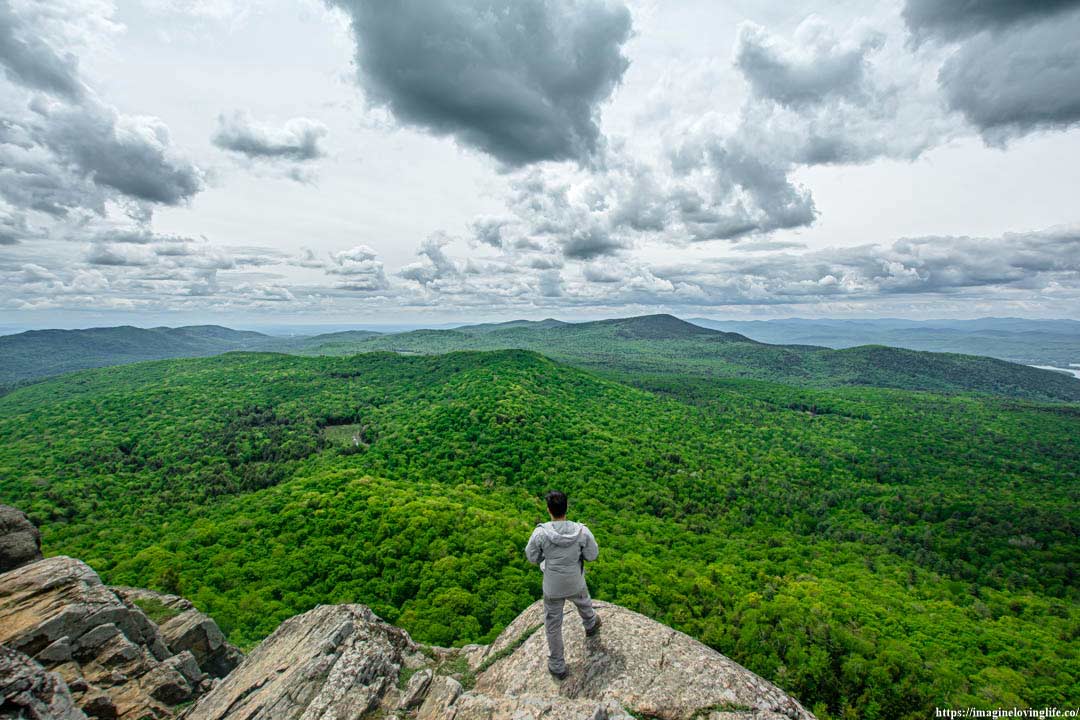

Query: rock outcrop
[180,604,429,720]
[0,504,43,573]
[183,600,814,720]
[0,557,218,719]
[112,587,242,679]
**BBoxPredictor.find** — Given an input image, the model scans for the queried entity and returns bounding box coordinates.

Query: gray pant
[543,586,598,674]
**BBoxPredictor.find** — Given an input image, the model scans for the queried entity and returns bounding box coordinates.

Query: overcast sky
[2,0,1079,328]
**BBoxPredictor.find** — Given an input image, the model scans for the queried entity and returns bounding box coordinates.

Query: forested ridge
[288,314,1080,402]
[0,350,1077,719]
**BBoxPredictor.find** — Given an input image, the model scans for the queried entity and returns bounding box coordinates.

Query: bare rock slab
[472,600,814,720]
[180,604,417,720]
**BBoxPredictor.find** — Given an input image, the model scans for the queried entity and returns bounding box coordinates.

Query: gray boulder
[0,644,88,719]
[0,504,43,573]
[0,556,204,719]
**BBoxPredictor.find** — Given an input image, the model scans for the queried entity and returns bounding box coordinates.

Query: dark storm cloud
[0,101,204,221]
[900,0,1080,142]
[0,100,203,217]
[561,225,623,259]
[212,112,328,161]
[903,0,1080,40]
[0,0,83,99]
[0,138,107,216]
[937,11,1080,142]
[330,0,632,165]
[0,2,204,222]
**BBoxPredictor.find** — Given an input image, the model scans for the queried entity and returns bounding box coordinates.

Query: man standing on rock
[524,490,602,679]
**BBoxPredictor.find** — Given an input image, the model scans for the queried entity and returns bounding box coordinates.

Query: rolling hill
[0,350,1076,719]
[0,325,275,387]
[290,314,1080,402]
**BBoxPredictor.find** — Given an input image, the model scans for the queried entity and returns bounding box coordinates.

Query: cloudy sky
[2,0,1079,329]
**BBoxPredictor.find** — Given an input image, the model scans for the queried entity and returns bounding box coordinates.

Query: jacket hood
[539,520,584,547]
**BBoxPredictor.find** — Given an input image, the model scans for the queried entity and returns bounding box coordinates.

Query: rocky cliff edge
[181,600,815,720]
[1,504,814,720]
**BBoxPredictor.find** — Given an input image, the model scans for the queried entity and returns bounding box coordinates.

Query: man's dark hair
[545,490,568,518]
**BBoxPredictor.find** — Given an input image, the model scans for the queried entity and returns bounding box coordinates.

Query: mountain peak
[590,314,726,340]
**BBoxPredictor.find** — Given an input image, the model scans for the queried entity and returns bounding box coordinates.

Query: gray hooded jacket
[525,520,599,598]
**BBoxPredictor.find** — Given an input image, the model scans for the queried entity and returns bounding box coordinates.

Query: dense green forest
[0,350,1076,719]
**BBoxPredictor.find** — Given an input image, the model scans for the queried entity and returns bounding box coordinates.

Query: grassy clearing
[133,596,183,624]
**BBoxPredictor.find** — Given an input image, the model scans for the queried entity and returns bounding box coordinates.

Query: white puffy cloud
[398,233,462,286]
[734,19,882,108]
[212,111,328,161]
[0,0,203,226]
[325,244,389,291]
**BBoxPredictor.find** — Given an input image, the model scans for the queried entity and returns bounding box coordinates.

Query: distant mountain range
[689,317,1080,368]
[3,314,1079,401]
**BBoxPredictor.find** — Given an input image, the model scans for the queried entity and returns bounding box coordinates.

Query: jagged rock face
[112,588,243,679]
[0,556,208,719]
[187,600,815,720]
[0,644,88,719]
[0,504,43,573]
[180,604,426,720]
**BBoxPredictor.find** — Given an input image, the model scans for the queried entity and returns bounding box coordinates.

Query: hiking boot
[585,616,602,637]
[550,667,569,680]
